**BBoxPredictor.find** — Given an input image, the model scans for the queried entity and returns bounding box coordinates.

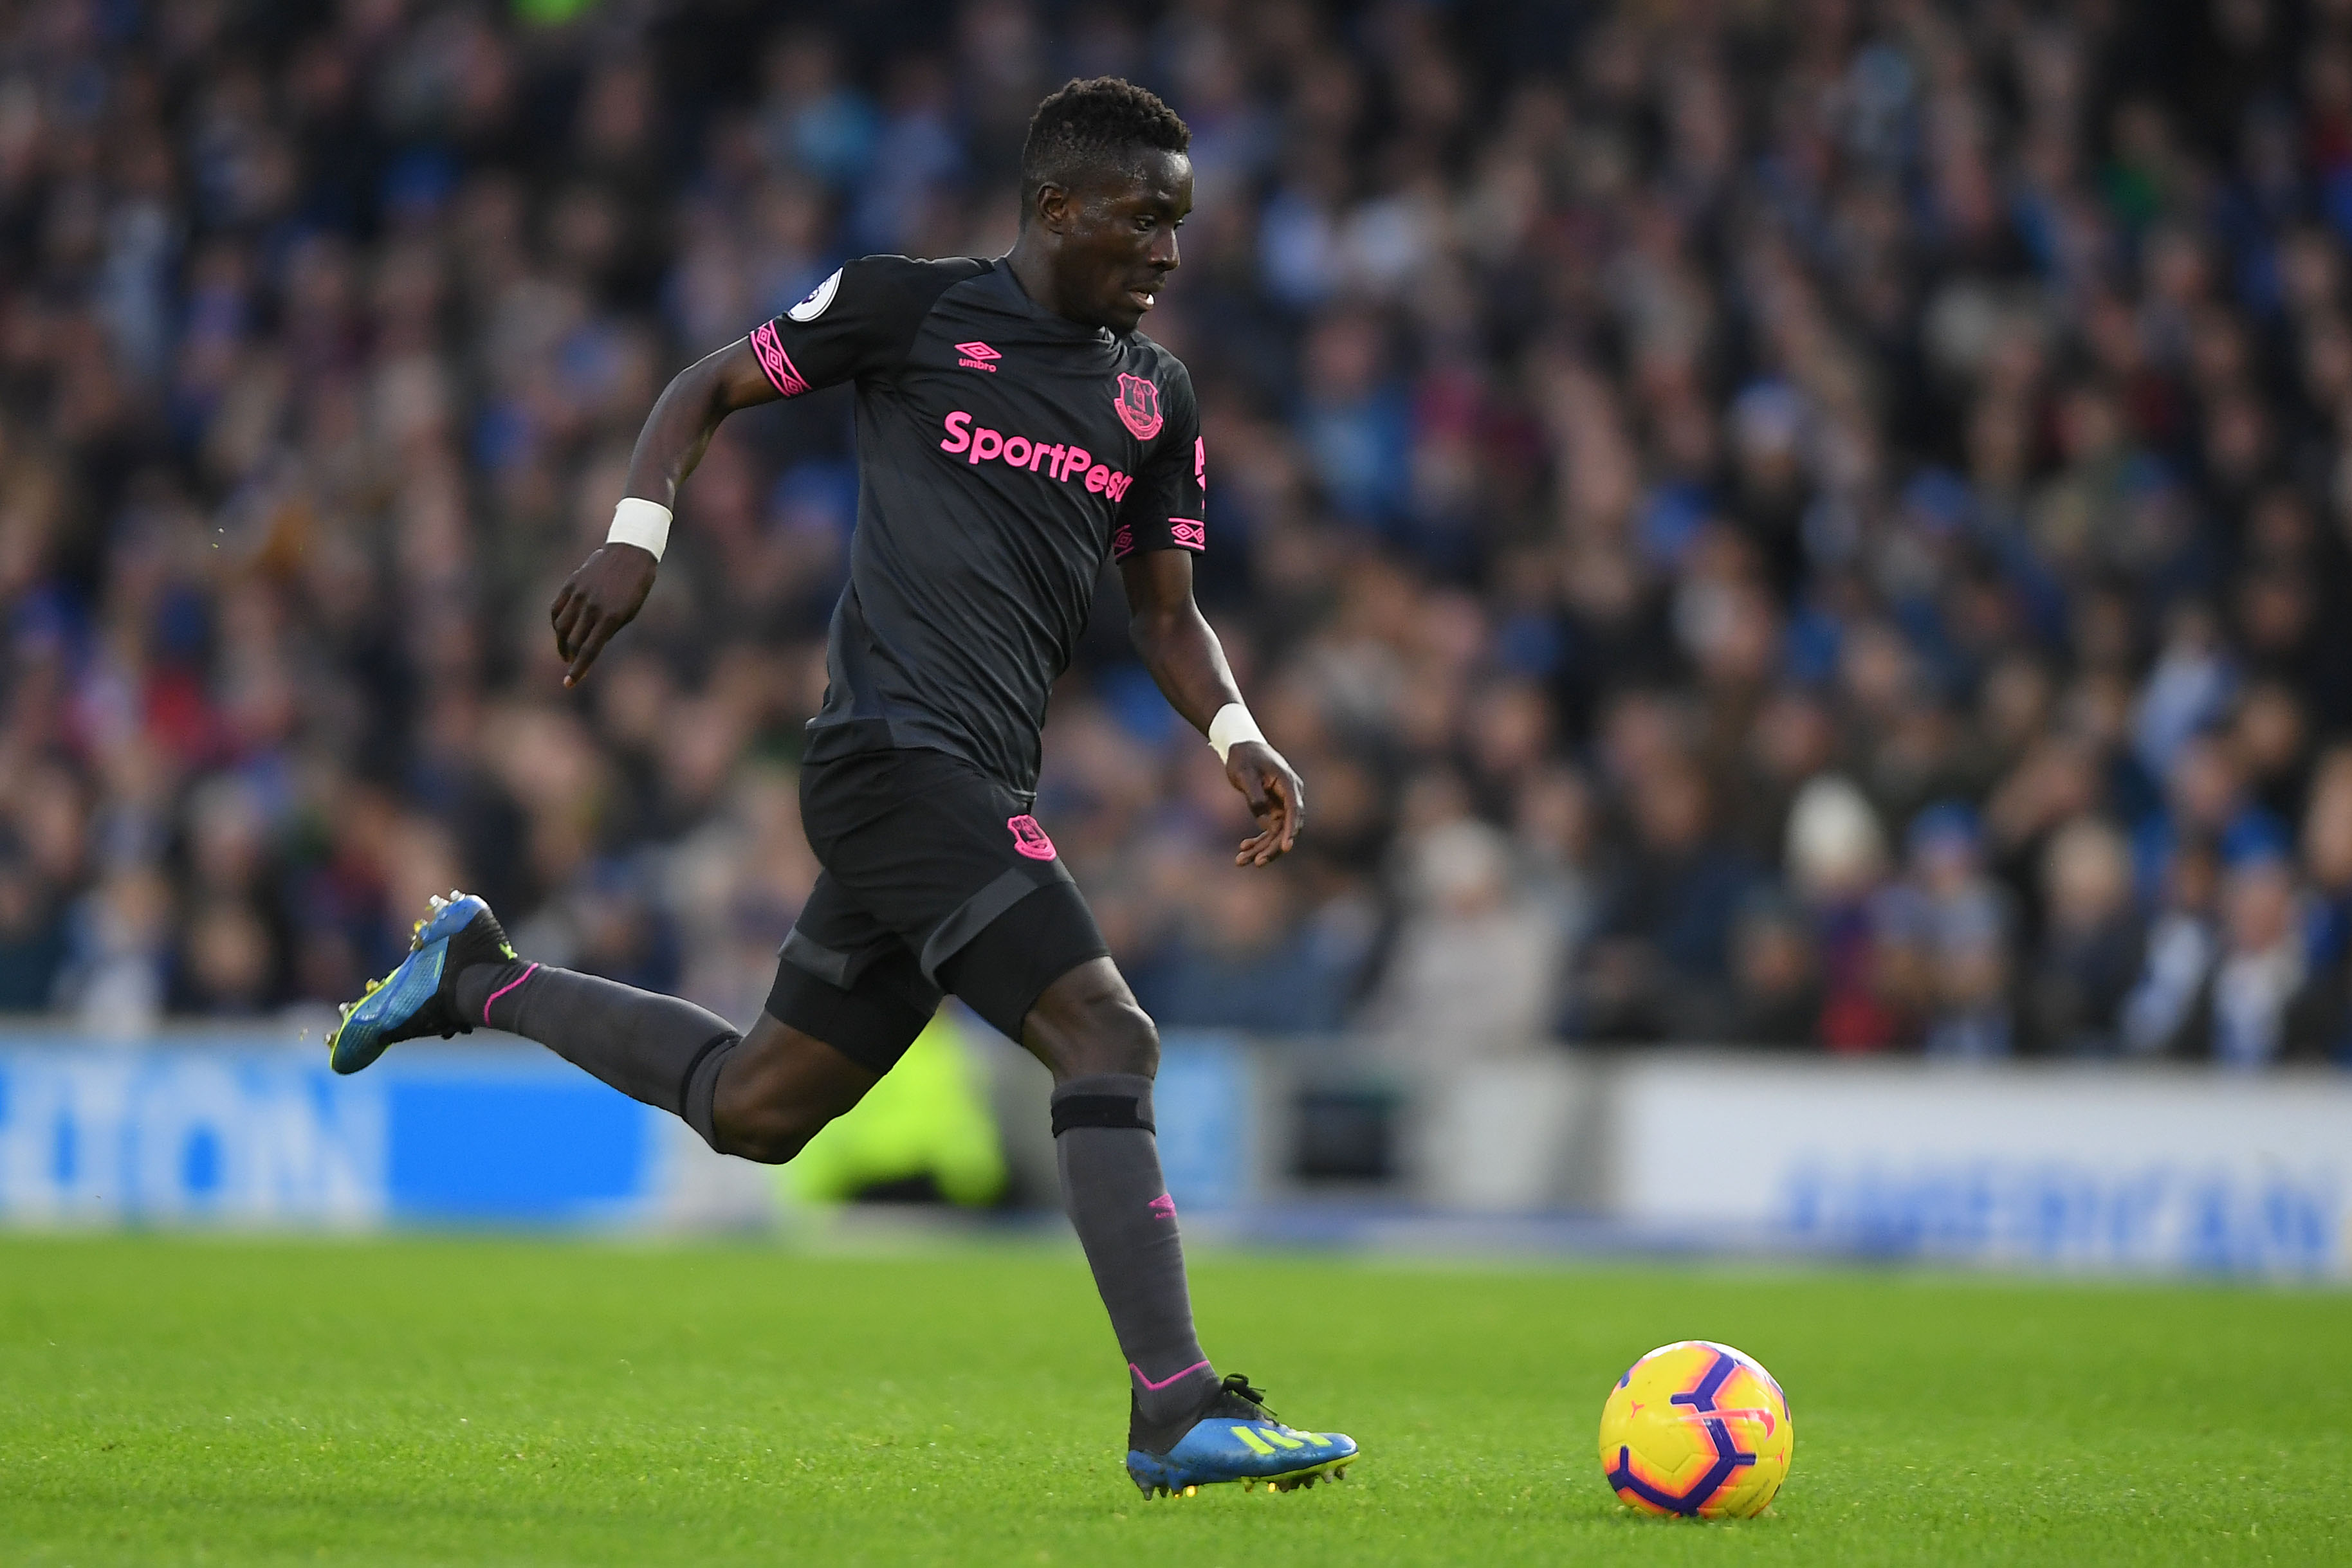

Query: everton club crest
[1114,373,1163,440]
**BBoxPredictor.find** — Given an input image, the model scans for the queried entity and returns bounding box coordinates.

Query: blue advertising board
[1149,1032,1254,1213]
[0,1030,1258,1229]
[0,1038,663,1228]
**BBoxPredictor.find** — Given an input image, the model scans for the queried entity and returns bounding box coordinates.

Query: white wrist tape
[607,497,673,561]
[1207,702,1264,763]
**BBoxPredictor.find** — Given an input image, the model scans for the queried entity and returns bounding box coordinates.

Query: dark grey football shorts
[764,746,1109,1073]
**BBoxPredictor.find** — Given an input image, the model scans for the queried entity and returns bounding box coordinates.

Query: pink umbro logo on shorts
[955,341,1000,372]
[1149,1193,1177,1221]
[1007,814,1056,860]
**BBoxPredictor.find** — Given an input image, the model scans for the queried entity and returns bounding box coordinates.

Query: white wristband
[1207,702,1264,763]
[607,497,673,561]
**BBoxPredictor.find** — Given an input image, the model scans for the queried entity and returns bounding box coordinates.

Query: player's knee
[1049,992,1158,1080]
[710,1106,825,1165]
[728,1134,810,1165]
[708,1084,836,1165]
[1024,957,1159,1080]
[1093,994,1159,1078]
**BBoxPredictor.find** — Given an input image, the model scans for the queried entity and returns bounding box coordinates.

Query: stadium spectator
[2026,814,2145,1055]
[1583,756,1755,1041]
[1725,888,1823,1050]
[1884,801,2015,1057]
[1784,774,1901,1052]
[2122,838,2225,1056]
[1359,812,1557,1057]
[0,850,66,1010]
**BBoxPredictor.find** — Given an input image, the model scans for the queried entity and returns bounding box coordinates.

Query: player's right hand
[549,542,657,688]
[1226,739,1305,868]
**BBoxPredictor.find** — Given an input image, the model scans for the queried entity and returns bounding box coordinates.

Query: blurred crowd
[3,0,2351,1069]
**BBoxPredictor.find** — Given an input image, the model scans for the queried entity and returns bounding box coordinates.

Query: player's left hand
[1226,740,1305,867]
[549,543,657,688]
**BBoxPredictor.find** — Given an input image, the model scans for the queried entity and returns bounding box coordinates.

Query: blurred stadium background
[0,0,2347,1273]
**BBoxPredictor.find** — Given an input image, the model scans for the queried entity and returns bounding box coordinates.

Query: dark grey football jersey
[748,255,1206,796]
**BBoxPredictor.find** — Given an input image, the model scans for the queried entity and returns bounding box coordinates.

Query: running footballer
[325,78,1357,1497]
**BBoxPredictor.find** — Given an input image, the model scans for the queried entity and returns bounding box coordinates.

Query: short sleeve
[1110,367,1205,562]
[748,255,989,397]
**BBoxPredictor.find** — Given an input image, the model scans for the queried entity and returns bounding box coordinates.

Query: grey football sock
[1051,1073,1218,1428]
[454,961,742,1149]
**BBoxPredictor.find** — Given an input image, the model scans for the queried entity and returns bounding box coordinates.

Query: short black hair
[1019,77,1190,221]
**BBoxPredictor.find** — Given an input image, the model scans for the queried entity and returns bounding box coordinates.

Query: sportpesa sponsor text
[937,408,1139,499]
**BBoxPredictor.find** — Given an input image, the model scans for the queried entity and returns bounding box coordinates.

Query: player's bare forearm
[1121,549,1243,729]
[1119,549,1305,865]
[619,338,780,506]
[551,340,780,688]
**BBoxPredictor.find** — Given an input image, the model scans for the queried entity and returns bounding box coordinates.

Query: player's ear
[1032,180,1073,235]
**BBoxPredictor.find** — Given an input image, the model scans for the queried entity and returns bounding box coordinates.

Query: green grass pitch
[2,1235,2344,1565]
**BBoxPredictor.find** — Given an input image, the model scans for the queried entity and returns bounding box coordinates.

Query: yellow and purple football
[1597,1340,1794,1518]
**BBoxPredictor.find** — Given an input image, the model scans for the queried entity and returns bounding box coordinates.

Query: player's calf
[332,891,759,1151]
[1033,968,1223,1434]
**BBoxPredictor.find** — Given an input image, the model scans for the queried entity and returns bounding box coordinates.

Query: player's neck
[1004,238,1094,331]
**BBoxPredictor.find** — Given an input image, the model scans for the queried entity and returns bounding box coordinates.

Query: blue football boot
[1126,1373,1359,1497]
[325,892,518,1075]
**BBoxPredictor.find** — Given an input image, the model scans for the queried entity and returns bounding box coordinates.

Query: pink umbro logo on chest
[955,341,1000,372]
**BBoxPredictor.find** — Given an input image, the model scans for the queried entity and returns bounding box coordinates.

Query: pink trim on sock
[482,962,540,1025]
[1130,1358,1211,1392]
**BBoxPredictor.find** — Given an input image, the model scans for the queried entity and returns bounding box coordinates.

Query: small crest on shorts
[1007,814,1057,861]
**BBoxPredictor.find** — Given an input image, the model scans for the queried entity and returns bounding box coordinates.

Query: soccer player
[326,78,1357,1497]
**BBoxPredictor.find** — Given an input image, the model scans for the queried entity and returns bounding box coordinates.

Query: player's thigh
[712,1010,884,1147]
[771,860,955,1091]
[933,880,1119,1062]
[766,873,944,1080]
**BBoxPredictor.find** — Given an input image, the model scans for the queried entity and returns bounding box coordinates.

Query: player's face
[1061,150,1193,333]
